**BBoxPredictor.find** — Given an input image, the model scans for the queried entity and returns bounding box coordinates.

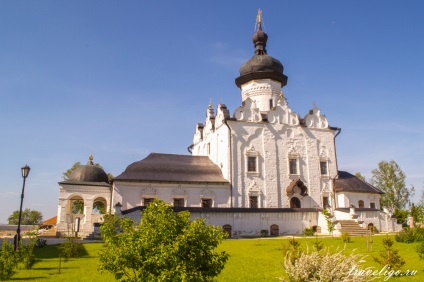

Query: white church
[56,12,401,238]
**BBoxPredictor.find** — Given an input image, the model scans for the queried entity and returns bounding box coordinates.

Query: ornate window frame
[245,146,260,176]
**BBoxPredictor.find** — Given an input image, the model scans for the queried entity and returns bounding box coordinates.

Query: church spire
[252,9,268,55]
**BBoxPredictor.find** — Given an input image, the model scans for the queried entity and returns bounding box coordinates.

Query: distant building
[56,11,401,238]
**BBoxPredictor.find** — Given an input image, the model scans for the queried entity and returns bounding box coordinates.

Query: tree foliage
[354,172,366,182]
[99,199,229,282]
[7,209,43,225]
[371,160,414,211]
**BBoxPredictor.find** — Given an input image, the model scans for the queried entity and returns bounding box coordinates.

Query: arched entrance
[367,223,374,232]
[290,197,301,208]
[223,224,232,238]
[270,224,279,236]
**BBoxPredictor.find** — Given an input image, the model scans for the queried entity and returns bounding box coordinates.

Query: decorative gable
[233,98,262,122]
[267,97,299,126]
[214,104,230,128]
[303,107,329,129]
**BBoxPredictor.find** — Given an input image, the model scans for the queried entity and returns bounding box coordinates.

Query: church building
[56,11,401,238]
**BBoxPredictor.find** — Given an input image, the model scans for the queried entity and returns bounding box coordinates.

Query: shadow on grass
[34,243,89,259]
[9,277,46,280]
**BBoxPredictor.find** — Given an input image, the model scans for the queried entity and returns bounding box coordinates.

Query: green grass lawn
[8,235,424,281]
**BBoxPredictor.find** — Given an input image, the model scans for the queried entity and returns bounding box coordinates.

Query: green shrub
[341,232,351,243]
[0,240,19,281]
[413,227,424,242]
[302,227,315,236]
[59,237,82,259]
[18,233,37,269]
[396,228,415,243]
[260,229,268,237]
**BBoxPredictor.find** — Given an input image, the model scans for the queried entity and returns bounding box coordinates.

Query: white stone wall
[336,192,380,209]
[123,209,319,236]
[112,181,231,210]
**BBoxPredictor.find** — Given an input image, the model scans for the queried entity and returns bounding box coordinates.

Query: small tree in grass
[373,236,405,270]
[0,240,18,281]
[99,199,229,282]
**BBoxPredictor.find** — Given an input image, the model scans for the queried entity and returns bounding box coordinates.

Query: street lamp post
[14,165,30,251]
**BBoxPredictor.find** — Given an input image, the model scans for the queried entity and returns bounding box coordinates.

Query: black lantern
[14,165,30,250]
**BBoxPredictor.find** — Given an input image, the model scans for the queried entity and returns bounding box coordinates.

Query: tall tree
[99,199,229,281]
[7,209,43,225]
[354,172,366,182]
[371,160,414,212]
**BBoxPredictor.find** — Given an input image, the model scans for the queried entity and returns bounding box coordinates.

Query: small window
[144,198,154,206]
[173,198,184,207]
[320,161,328,175]
[322,196,329,208]
[289,159,298,175]
[269,99,273,109]
[370,202,376,209]
[249,196,258,208]
[201,198,212,208]
[358,200,364,208]
[207,143,211,155]
[247,156,257,172]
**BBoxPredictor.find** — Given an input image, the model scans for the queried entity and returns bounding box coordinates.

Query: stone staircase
[338,220,367,236]
[39,226,57,237]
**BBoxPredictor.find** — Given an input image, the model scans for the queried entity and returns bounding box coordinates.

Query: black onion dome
[68,155,109,183]
[235,15,287,88]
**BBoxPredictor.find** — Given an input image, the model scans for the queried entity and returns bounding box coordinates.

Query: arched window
[270,224,279,236]
[93,198,107,214]
[290,197,301,208]
[358,200,364,208]
[68,196,84,214]
[223,224,232,238]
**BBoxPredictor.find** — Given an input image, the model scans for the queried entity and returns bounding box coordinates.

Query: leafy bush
[59,237,82,259]
[18,232,38,269]
[395,227,424,243]
[0,240,19,281]
[302,227,315,236]
[260,229,269,237]
[99,199,229,282]
[282,246,372,282]
[374,236,405,270]
[341,232,351,243]
[395,228,414,243]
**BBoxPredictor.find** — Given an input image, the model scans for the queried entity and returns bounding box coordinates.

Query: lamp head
[21,165,30,179]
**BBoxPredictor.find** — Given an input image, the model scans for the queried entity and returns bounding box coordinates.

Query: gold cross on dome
[257,9,262,26]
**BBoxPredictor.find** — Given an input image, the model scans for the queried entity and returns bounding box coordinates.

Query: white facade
[57,13,402,237]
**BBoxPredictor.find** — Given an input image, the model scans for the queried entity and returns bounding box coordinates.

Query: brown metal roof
[114,153,229,183]
[335,171,384,194]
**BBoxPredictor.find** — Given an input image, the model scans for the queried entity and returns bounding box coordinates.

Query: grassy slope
[8,236,424,281]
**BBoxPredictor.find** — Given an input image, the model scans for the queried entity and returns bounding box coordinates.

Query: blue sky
[1,0,423,223]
